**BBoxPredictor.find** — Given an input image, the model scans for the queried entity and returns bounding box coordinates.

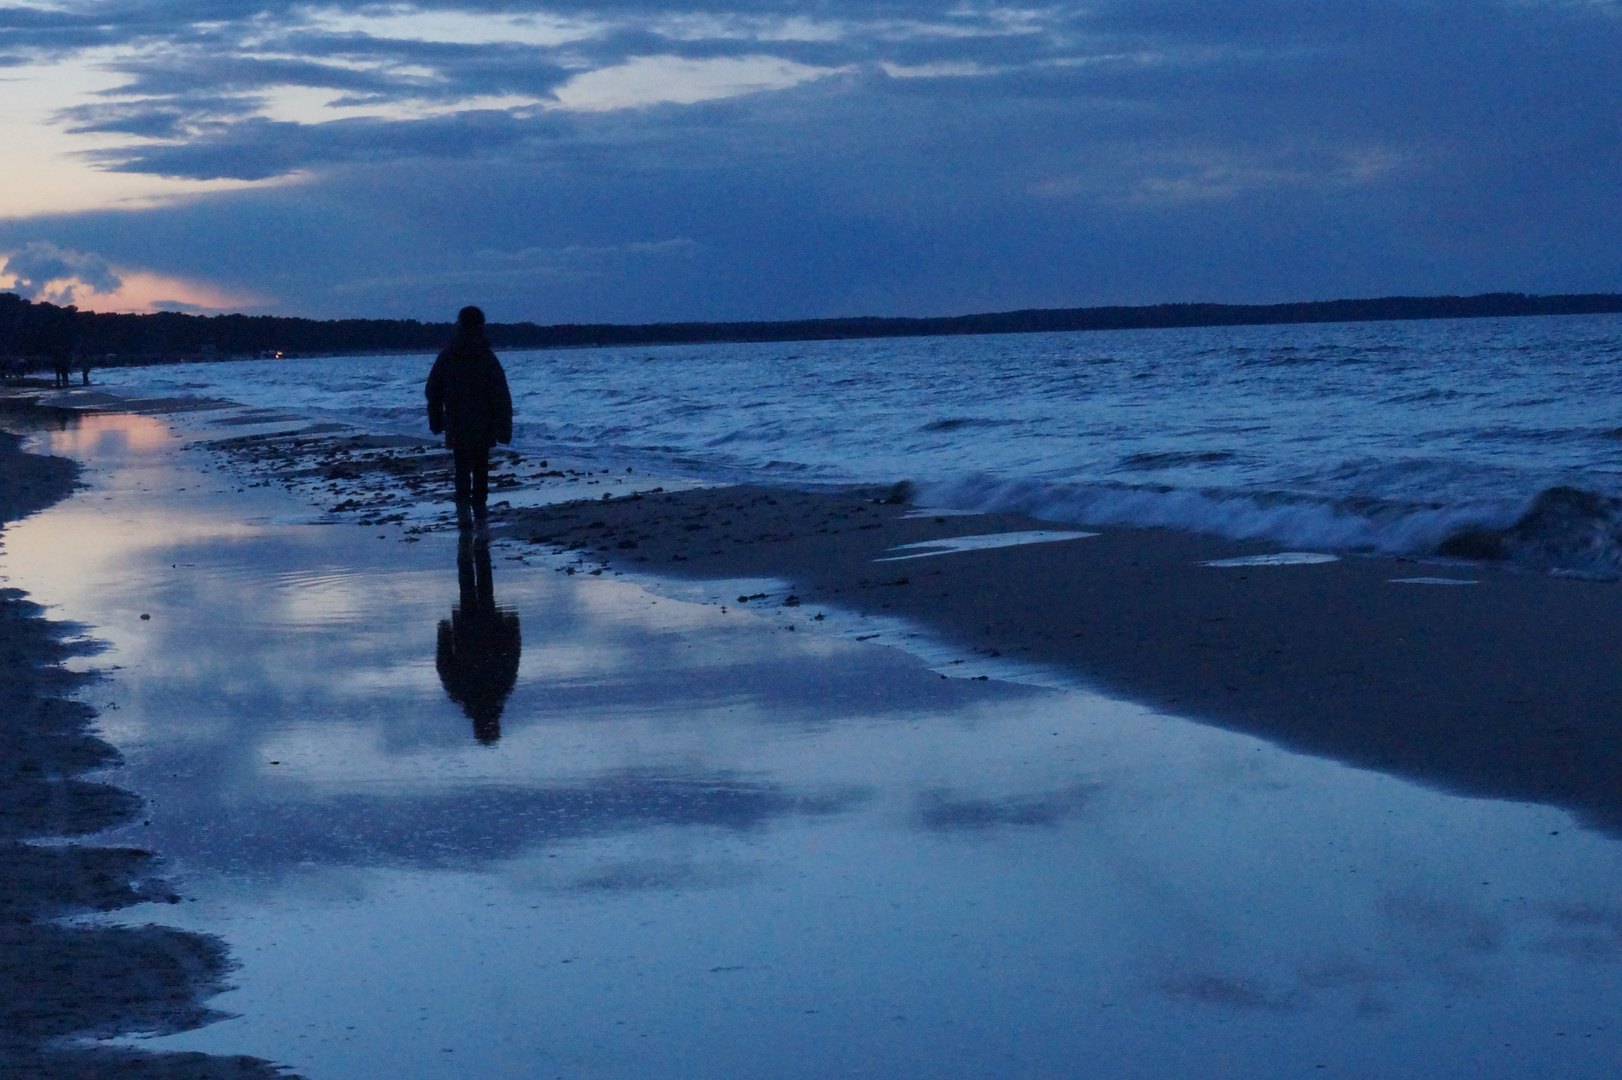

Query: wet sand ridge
[501,483,1622,835]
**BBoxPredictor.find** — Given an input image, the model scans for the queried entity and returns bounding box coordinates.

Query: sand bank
[498,483,1622,834]
[0,401,294,1078]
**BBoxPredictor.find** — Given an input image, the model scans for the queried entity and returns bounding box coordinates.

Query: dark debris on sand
[202,429,568,528]
[201,425,652,534]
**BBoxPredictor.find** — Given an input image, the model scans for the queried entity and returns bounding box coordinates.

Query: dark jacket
[425,332,513,450]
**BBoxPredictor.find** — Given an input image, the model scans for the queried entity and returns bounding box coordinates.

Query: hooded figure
[425,306,513,521]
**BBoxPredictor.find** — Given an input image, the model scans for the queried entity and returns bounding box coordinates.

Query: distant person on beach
[425,306,513,525]
[51,351,71,388]
[80,358,92,386]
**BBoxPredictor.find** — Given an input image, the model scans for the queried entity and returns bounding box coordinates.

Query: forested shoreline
[3,290,1620,370]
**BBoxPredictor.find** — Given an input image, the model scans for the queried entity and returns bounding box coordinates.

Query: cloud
[0,242,257,313]
[551,54,850,111]
[124,766,870,878]
[321,238,700,303]
[1,240,120,303]
[1160,956,1396,1015]
[915,782,1098,831]
[11,0,1092,186]
[2,1,1620,320]
[1160,973,1298,1012]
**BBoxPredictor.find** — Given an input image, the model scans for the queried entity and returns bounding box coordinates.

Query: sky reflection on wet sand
[6,414,1622,1078]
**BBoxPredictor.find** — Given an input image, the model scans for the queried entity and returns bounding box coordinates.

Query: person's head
[457,306,486,333]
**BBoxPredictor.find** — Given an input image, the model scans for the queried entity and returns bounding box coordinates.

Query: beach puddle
[875,529,1099,561]
[5,413,1622,1079]
[1202,551,1340,567]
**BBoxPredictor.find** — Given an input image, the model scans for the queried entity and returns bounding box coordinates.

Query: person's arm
[425,354,446,435]
[491,357,514,445]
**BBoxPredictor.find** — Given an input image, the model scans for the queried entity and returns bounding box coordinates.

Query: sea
[97,312,1622,575]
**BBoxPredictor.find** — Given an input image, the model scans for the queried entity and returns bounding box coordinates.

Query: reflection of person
[436,530,522,744]
[425,306,513,526]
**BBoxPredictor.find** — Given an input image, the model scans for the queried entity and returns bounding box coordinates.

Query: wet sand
[0,403,293,1077]
[500,484,1622,834]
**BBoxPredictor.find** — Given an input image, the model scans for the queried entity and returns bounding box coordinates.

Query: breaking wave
[1435,486,1622,579]
[915,474,1622,577]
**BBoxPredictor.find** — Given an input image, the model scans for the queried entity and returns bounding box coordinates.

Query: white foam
[1202,552,1339,567]
[900,507,985,519]
[874,530,1098,562]
[923,474,1520,558]
[1389,576,1478,585]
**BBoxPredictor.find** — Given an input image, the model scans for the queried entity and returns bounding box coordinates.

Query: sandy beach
[5,387,1622,1077]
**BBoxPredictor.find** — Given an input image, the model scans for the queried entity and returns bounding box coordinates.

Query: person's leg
[471,448,491,517]
[452,447,473,510]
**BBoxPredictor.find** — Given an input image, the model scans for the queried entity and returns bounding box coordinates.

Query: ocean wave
[918,474,1521,556]
[922,474,1622,577]
[1437,486,1622,579]
[918,417,1011,433]
[1118,450,1235,470]
[97,315,1622,579]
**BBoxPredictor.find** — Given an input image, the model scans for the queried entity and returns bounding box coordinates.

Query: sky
[0,0,1619,322]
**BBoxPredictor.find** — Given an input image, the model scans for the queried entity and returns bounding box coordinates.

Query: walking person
[425,306,513,527]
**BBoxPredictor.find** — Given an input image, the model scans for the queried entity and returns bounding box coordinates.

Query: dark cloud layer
[3,1,1620,319]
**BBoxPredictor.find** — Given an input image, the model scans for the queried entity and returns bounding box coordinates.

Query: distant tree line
[512,292,1622,348]
[3,290,1621,372]
[0,292,454,368]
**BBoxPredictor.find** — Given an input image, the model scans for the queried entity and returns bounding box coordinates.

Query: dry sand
[0,401,295,1078]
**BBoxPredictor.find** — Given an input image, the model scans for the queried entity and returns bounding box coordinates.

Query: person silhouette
[436,528,522,743]
[425,306,513,528]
